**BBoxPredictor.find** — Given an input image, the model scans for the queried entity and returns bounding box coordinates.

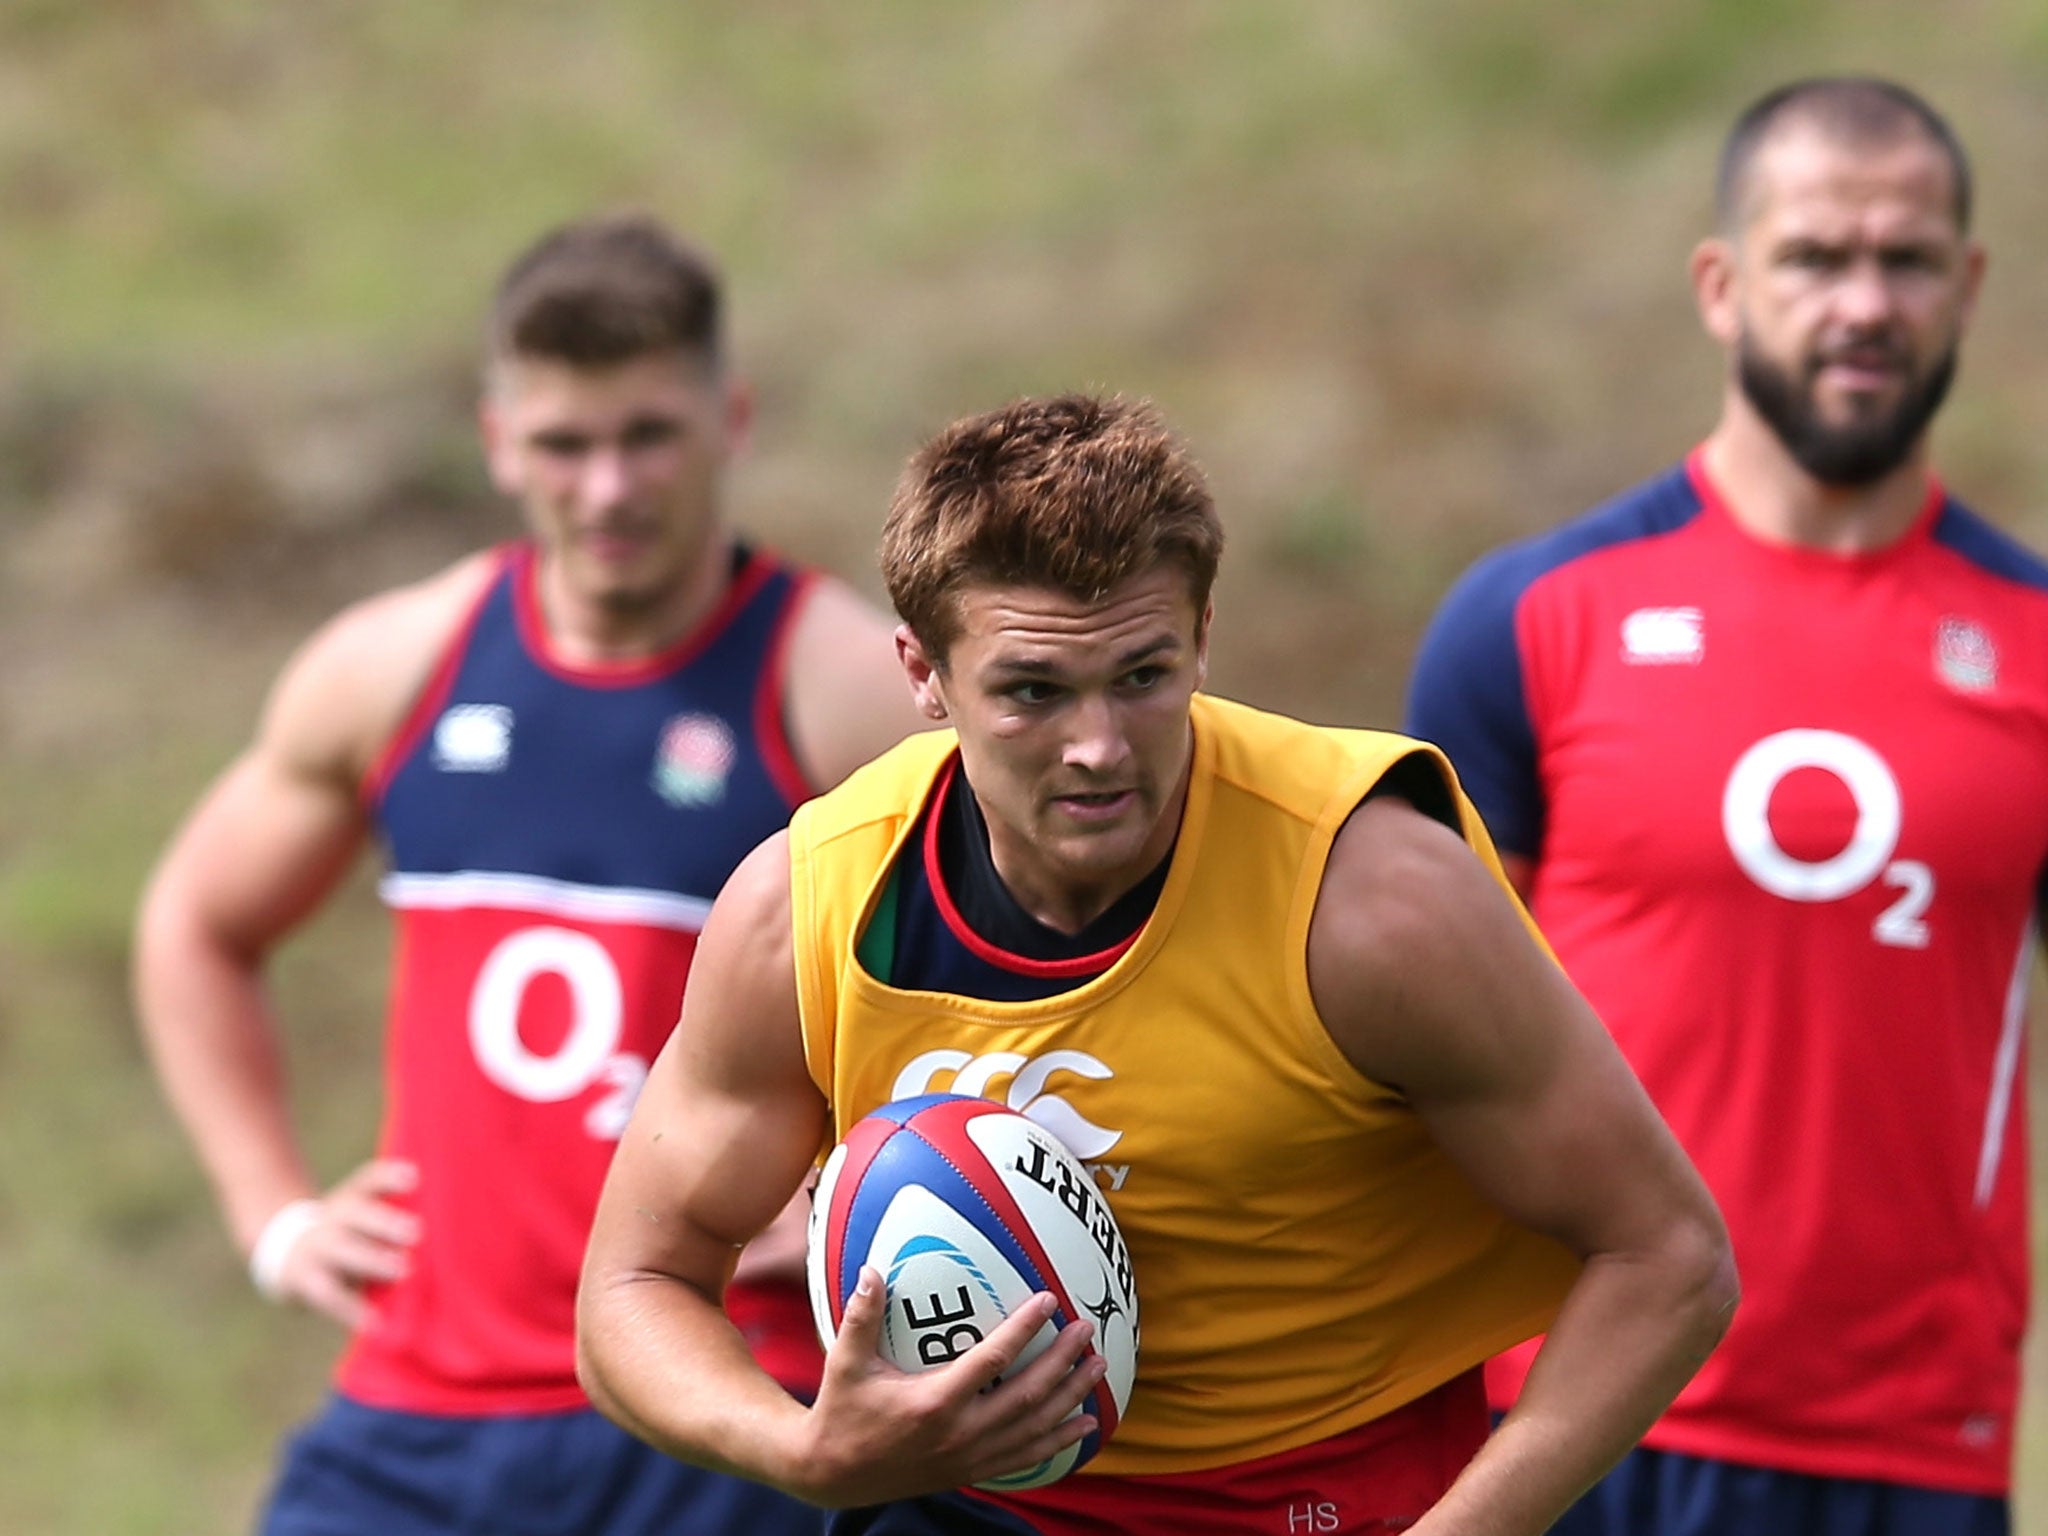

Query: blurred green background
[7,3,2048,1529]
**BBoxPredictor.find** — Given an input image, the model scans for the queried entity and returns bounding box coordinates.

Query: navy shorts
[1552,1444,2007,1536]
[259,1392,824,1536]
[827,1493,1042,1534]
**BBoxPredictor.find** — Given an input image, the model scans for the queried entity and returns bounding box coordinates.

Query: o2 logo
[467,926,649,1138]
[1720,729,1931,949]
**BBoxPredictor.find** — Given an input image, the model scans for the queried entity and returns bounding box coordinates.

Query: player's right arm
[132,558,491,1326]
[577,832,1104,1506]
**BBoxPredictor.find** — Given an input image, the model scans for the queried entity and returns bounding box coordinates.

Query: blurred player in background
[577,392,1735,1534]
[1408,77,2042,1536]
[132,213,923,1535]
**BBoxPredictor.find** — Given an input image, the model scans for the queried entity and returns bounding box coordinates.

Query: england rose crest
[652,713,737,807]
[1934,616,1997,693]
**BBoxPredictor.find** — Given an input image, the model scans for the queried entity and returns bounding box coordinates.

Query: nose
[1834,256,1899,331]
[579,447,633,511]
[1063,693,1134,777]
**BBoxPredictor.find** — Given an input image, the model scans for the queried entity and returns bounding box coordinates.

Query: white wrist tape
[249,1198,323,1301]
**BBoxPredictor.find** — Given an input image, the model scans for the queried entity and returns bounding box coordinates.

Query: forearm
[1416,1231,1736,1536]
[135,913,316,1252]
[577,1267,814,1494]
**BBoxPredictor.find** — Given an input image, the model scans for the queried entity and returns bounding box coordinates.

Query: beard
[1736,331,1958,487]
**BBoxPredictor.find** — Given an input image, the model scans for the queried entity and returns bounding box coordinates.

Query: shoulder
[716,828,795,929]
[1405,463,1702,824]
[1427,461,1705,635]
[1305,793,1544,1089]
[778,573,926,791]
[784,570,894,638]
[781,572,901,686]
[689,828,798,992]
[1931,495,2048,596]
[260,549,503,783]
[1313,793,1496,965]
[693,830,804,1053]
[306,548,501,672]
[1197,694,1440,818]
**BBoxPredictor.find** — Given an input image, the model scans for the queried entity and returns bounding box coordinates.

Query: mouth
[1050,788,1139,823]
[1812,345,1908,391]
[579,526,654,563]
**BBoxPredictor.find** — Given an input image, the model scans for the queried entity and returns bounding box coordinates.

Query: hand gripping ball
[806,1093,1139,1489]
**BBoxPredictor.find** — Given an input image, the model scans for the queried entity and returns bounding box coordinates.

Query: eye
[1005,680,1063,707]
[1781,244,1844,273]
[1880,246,1944,275]
[623,417,682,450]
[1119,665,1168,691]
[531,431,590,460]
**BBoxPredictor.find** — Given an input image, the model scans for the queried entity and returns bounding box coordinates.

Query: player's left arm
[1308,796,1737,1536]
[781,576,929,791]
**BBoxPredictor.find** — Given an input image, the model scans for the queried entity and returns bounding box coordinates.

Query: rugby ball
[806,1092,1139,1489]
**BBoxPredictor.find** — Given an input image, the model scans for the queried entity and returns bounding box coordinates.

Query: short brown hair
[881,394,1224,660]
[487,213,724,371]
[1718,77,1971,233]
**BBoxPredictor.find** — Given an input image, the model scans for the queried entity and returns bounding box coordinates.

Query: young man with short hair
[134,214,923,1535]
[578,392,1736,1534]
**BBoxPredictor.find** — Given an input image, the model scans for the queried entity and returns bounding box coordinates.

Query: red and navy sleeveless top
[341,539,822,1414]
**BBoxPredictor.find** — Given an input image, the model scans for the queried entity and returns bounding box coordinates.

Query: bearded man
[1408,76,2040,1536]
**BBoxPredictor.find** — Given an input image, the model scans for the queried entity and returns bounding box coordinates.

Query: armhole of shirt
[789,810,838,1105]
[856,858,902,985]
[358,549,512,810]
[755,565,821,806]
[1282,745,1447,1106]
[1361,749,1462,833]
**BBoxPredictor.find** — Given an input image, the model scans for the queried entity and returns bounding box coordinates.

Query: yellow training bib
[790,693,1577,1474]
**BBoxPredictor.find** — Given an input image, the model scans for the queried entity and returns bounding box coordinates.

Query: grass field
[8,4,2048,1529]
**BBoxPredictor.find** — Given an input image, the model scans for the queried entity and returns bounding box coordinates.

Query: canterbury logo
[892,1049,1123,1160]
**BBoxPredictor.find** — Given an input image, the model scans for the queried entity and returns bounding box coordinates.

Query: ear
[722,376,756,457]
[896,625,950,720]
[478,396,524,499]
[1194,601,1213,691]
[1689,236,1741,349]
[1959,239,1988,326]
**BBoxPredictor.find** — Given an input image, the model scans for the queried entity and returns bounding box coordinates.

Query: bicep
[1312,802,1710,1261]
[139,576,476,961]
[590,834,829,1294]
[141,737,368,965]
[1404,963,1693,1263]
